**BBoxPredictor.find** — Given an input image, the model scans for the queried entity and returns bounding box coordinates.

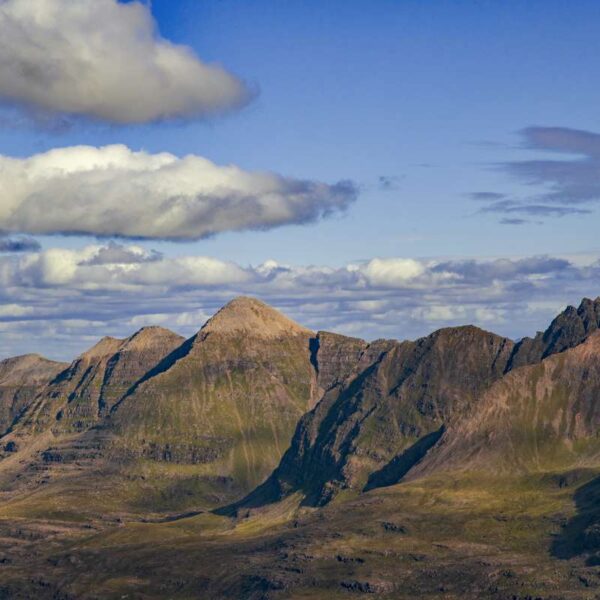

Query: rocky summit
[1,296,600,599]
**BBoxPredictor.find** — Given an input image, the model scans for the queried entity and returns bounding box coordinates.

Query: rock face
[411,329,600,477]
[240,326,515,507]
[508,297,600,370]
[12,327,185,438]
[0,354,67,437]
[311,331,368,393]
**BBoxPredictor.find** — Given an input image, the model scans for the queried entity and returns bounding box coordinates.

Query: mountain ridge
[1,295,600,597]
[1,296,600,514]
[409,327,600,478]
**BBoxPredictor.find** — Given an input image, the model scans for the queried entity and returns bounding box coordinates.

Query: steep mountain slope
[411,329,600,478]
[0,326,185,510]
[236,298,600,510]
[0,354,67,437]
[311,330,369,392]
[8,326,184,439]
[239,325,515,507]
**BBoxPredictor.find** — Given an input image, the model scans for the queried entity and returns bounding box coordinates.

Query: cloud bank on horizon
[0,241,598,361]
[0,0,252,124]
[0,145,357,239]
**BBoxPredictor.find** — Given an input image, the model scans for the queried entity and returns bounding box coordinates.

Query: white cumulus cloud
[14,245,250,289]
[0,145,357,240]
[362,258,427,287]
[0,0,252,123]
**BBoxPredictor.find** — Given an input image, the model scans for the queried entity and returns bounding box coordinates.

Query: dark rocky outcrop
[311,331,368,393]
[508,297,600,370]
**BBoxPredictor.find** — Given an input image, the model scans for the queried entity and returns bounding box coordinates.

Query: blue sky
[0,0,599,359]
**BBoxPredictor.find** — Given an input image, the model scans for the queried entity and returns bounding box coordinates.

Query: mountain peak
[0,353,43,366]
[121,326,184,351]
[79,336,124,360]
[201,296,313,339]
[0,353,68,386]
[507,295,600,370]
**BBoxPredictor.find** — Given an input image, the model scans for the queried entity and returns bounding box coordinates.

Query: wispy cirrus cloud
[0,242,598,360]
[480,198,591,220]
[499,218,529,226]
[0,145,357,240]
[0,0,253,125]
[469,192,507,202]
[472,126,600,224]
[506,126,600,204]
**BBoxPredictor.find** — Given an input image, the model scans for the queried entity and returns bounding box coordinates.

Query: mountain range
[0,295,600,599]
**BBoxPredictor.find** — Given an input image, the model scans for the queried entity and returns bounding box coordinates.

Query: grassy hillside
[0,468,599,598]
